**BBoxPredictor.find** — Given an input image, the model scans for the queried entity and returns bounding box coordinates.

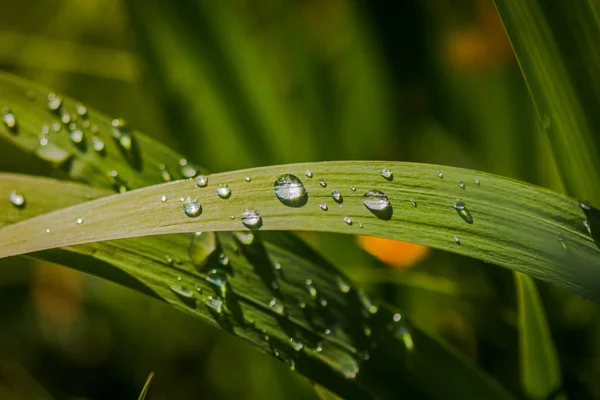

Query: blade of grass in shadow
[514,272,564,400]
[493,0,600,205]
[0,174,513,400]
[137,371,155,400]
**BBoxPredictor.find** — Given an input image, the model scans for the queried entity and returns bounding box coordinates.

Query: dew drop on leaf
[410,200,417,208]
[91,136,105,154]
[69,129,84,145]
[244,176,251,182]
[158,164,172,182]
[182,196,202,218]
[381,168,393,180]
[331,190,343,203]
[196,175,208,187]
[160,195,167,203]
[305,170,313,178]
[362,190,393,220]
[344,216,353,225]
[289,337,304,352]
[241,209,262,229]
[305,279,317,297]
[318,178,327,188]
[556,232,568,250]
[454,235,461,245]
[584,220,592,235]
[437,171,443,179]
[218,253,229,266]
[336,276,351,293]
[274,174,307,207]
[269,298,286,316]
[8,190,25,208]
[458,181,465,189]
[207,268,228,296]
[47,93,62,112]
[216,184,232,199]
[170,283,194,299]
[454,200,473,224]
[76,216,84,225]
[204,296,224,314]
[350,186,356,191]
[2,108,17,133]
[474,178,480,186]
[319,203,328,211]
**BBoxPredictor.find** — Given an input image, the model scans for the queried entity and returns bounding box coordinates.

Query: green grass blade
[493,0,600,204]
[0,174,513,400]
[514,272,563,399]
[0,161,598,302]
[137,371,155,400]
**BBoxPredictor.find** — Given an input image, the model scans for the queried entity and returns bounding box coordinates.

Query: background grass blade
[493,0,600,205]
[0,173,513,400]
[137,371,154,400]
[515,272,563,400]
[0,161,598,302]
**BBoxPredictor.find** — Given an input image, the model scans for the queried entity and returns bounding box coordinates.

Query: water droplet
[363,325,372,337]
[331,190,343,203]
[358,290,378,314]
[218,253,229,266]
[336,276,351,293]
[76,217,84,225]
[207,268,228,296]
[241,209,262,229]
[274,174,307,207]
[273,262,281,270]
[45,229,51,233]
[556,232,568,250]
[108,171,128,193]
[437,171,443,179]
[170,283,194,299]
[69,129,84,145]
[176,276,182,281]
[410,200,417,207]
[195,285,202,293]
[204,296,223,314]
[393,313,402,322]
[269,298,286,316]
[47,93,62,112]
[289,337,304,352]
[305,279,317,297]
[584,220,592,235]
[474,178,480,186]
[182,196,202,218]
[216,184,232,199]
[196,175,208,187]
[305,170,313,178]
[350,186,356,191]
[52,122,61,132]
[454,235,461,245]
[179,159,198,178]
[76,104,88,117]
[244,176,251,182]
[158,164,172,182]
[580,202,592,211]
[344,216,352,225]
[318,178,327,187]
[380,168,393,180]
[454,200,473,224]
[160,195,167,203]
[91,136,105,154]
[458,181,465,189]
[234,231,255,245]
[8,190,25,208]
[2,108,17,133]
[363,190,393,220]
[319,203,328,211]
[319,298,328,307]
[324,328,331,335]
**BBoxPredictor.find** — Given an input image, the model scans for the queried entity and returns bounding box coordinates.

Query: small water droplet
[331,190,343,203]
[336,276,351,293]
[454,200,473,224]
[437,171,443,179]
[218,253,229,266]
[454,235,461,245]
[410,200,417,207]
[458,181,465,189]
[556,232,568,250]
[52,122,61,132]
[8,190,25,208]
[158,164,172,182]
[76,217,84,225]
[581,202,592,211]
[289,337,304,352]
[319,203,328,211]
[69,129,84,145]
[305,170,313,178]
[273,262,281,270]
[244,176,251,182]
[75,104,88,117]
[584,220,592,235]
[170,283,194,299]
[207,268,228,296]
[45,229,51,233]
[358,290,378,314]
[318,178,327,187]
[393,313,402,322]
[274,174,307,207]
[91,136,105,154]
[182,196,202,218]
[363,190,393,220]
[177,276,182,281]
[179,159,198,178]
[216,184,232,199]
[474,178,480,186]
[380,168,393,180]
[344,216,352,225]
[269,298,286,316]
[319,297,328,307]
[204,296,223,314]
[196,175,208,187]
[47,93,62,111]
[160,195,167,203]
[241,209,262,229]
[363,325,372,337]
[350,186,356,191]
[305,279,317,297]
[195,285,202,293]
[2,108,17,133]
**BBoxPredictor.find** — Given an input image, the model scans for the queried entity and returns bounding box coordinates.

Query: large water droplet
[274,174,308,207]
[9,190,25,208]
[362,190,393,220]
[381,168,393,180]
[331,190,343,203]
[241,209,262,229]
[196,175,208,187]
[2,108,17,133]
[216,184,232,199]
[179,159,198,178]
[269,298,286,316]
[182,196,202,218]
[453,200,473,224]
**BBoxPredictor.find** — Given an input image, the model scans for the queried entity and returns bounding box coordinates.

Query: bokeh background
[0,0,598,399]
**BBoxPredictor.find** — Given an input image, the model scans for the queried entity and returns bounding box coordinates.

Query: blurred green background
[0,0,598,398]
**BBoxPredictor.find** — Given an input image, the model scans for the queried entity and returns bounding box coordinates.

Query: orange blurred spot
[357,236,430,268]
